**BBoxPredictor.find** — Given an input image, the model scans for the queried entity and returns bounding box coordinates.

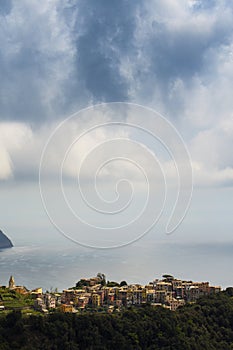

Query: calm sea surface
[0,240,232,291]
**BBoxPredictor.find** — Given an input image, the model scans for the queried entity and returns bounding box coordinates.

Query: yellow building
[31,287,43,294]
[30,288,43,298]
[13,286,28,295]
[92,293,100,307]
[60,304,74,313]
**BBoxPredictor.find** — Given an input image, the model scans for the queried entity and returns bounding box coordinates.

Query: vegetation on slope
[0,291,233,349]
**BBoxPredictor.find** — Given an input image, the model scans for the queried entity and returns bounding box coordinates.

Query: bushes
[1,293,233,349]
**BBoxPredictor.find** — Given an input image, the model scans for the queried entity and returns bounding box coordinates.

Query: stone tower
[9,275,15,289]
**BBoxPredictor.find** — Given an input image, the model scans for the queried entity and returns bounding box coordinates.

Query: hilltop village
[0,274,221,314]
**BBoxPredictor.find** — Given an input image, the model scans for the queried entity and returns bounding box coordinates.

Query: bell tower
[9,275,15,289]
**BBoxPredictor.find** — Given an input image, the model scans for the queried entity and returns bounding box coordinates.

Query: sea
[0,237,232,291]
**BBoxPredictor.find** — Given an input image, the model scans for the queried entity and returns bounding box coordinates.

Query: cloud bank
[0,0,233,187]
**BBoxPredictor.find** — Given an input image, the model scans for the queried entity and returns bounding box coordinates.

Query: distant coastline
[0,230,13,249]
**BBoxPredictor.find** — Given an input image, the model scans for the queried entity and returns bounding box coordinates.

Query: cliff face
[0,230,13,249]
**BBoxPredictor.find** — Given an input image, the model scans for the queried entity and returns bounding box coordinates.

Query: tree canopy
[0,291,233,349]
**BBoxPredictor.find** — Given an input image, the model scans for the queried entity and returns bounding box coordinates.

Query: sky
[0,0,233,253]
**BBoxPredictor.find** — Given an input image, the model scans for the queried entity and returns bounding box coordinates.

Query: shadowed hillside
[0,230,13,249]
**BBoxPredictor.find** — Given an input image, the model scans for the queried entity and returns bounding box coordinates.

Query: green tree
[120,281,127,287]
[97,273,106,286]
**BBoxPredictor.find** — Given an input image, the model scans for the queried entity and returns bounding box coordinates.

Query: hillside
[0,230,13,249]
[0,291,233,349]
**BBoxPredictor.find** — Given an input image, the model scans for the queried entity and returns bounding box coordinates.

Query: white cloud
[0,148,12,180]
[192,161,233,187]
[189,118,233,186]
[0,122,32,179]
[0,112,232,189]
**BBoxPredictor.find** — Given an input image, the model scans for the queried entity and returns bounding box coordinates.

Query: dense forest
[1,290,233,349]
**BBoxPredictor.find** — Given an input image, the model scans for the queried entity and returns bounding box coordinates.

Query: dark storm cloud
[0,0,141,123]
[72,0,139,103]
[0,0,233,123]
[149,16,232,81]
[124,0,233,117]
[0,5,59,122]
[0,0,12,16]
[192,0,217,11]
[0,47,49,122]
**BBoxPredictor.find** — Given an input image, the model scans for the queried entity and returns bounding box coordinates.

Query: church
[8,275,28,294]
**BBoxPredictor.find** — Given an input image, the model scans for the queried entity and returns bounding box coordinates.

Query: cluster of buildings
[4,276,60,313]
[3,274,221,313]
[57,274,221,312]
